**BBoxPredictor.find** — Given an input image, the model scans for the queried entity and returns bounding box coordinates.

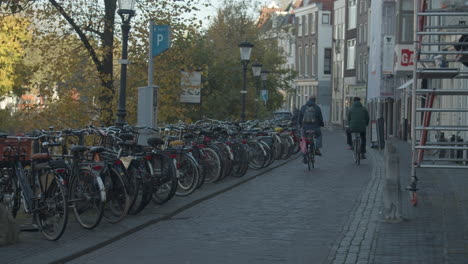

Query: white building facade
[294,1,333,121]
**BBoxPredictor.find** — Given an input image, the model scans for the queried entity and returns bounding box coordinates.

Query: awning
[397,80,413,90]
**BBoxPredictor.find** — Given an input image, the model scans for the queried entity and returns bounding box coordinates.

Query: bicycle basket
[0,138,33,161]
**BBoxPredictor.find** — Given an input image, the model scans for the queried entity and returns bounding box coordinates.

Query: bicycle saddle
[71,145,88,154]
[147,137,164,147]
[89,146,105,153]
[119,133,134,141]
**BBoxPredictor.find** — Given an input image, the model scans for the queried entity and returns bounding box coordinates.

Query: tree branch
[48,0,104,74]
[83,25,104,38]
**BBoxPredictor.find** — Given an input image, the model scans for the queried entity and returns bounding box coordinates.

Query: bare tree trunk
[49,0,117,125]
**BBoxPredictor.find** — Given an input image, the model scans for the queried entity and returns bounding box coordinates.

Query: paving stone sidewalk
[327,137,468,264]
[371,140,468,264]
[0,155,299,264]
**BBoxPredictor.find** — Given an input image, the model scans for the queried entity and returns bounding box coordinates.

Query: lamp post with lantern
[251,62,262,119]
[116,0,136,127]
[261,69,269,106]
[239,41,254,122]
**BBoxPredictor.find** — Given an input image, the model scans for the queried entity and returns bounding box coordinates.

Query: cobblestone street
[3,130,468,264]
[68,131,374,264]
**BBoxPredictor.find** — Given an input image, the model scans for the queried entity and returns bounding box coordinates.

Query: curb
[51,155,300,264]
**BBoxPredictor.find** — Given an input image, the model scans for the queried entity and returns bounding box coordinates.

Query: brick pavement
[370,140,468,264]
[3,129,468,264]
[0,155,300,264]
[67,130,374,264]
[326,148,384,264]
[327,136,468,264]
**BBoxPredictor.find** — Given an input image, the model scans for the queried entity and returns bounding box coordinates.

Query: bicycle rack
[410,0,468,205]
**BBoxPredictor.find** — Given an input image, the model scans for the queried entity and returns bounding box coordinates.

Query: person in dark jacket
[346,97,370,159]
[299,96,324,161]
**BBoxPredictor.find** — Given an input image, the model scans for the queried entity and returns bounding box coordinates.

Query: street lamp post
[251,62,262,119]
[239,41,254,122]
[261,69,269,106]
[116,0,136,127]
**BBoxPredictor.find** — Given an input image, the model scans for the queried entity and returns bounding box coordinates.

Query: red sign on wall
[395,45,414,71]
[400,49,414,67]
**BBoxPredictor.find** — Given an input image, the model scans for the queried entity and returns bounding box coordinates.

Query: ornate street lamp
[239,41,254,122]
[116,0,136,127]
[251,62,262,119]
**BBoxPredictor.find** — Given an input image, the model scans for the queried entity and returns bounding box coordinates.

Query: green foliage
[0,15,32,96]
[0,0,292,134]
[181,0,293,121]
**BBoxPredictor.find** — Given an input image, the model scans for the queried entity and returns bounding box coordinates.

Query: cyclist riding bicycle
[346,97,370,159]
[299,96,324,163]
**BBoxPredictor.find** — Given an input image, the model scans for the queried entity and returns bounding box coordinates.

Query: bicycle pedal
[19,224,40,232]
[405,186,419,192]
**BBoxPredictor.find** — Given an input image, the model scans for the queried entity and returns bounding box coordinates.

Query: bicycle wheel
[0,171,21,218]
[69,168,105,229]
[201,148,222,183]
[308,142,315,170]
[151,154,177,204]
[34,171,68,241]
[127,160,152,215]
[103,165,131,224]
[354,138,361,165]
[258,141,274,168]
[230,143,249,177]
[176,153,199,197]
[280,135,293,160]
[411,191,418,206]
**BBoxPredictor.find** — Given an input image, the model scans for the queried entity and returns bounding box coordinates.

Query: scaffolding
[410,0,468,206]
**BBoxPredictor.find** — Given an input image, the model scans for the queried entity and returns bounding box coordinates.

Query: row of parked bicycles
[0,118,300,241]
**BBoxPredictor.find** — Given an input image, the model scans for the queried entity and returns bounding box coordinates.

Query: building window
[358,24,363,44]
[322,13,330,24]
[347,39,356,70]
[348,0,357,29]
[324,48,332,75]
[311,13,316,33]
[364,55,368,81]
[298,16,302,36]
[312,44,316,75]
[305,45,309,76]
[356,55,360,81]
[364,23,367,43]
[400,13,413,43]
[298,46,302,76]
[303,15,308,36]
[401,0,413,11]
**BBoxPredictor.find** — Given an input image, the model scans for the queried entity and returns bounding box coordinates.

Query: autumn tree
[185,0,292,121]
[19,0,209,125]
[0,15,32,96]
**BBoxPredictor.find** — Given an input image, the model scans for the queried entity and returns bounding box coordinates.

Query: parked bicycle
[0,134,68,240]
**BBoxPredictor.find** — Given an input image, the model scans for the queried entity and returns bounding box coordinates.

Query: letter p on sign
[152,25,171,57]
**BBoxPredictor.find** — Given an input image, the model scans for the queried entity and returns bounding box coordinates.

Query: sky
[190,0,272,29]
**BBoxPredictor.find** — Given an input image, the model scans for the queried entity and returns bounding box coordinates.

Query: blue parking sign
[152,25,171,57]
[260,90,268,102]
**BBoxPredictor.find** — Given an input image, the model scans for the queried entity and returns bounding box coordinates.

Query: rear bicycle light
[55,168,66,173]
[144,155,152,160]
[114,160,123,165]
[169,154,177,159]
[92,165,104,171]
